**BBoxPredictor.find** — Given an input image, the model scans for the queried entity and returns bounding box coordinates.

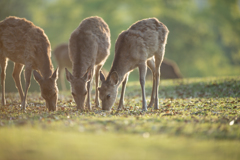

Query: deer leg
[0,57,8,106]
[117,73,129,110]
[138,63,147,111]
[154,54,164,110]
[86,80,92,110]
[86,70,94,111]
[21,66,32,110]
[147,58,156,109]
[94,65,102,108]
[59,67,67,91]
[12,63,24,103]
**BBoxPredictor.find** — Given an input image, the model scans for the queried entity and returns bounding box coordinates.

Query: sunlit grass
[0,128,240,160]
[0,76,240,159]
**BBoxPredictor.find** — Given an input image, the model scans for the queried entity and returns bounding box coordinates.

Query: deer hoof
[147,103,154,108]
[2,100,6,106]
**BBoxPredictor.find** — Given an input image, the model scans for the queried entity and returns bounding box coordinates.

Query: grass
[0,76,240,160]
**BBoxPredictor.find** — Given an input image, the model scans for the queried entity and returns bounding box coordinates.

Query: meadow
[0,76,240,160]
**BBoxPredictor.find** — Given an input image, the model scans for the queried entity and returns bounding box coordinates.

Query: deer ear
[33,70,43,84]
[65,68,74,82]
[110,71,119,85]
[51,68,59,81]
[100,71,105,82]
[82,70,92,82]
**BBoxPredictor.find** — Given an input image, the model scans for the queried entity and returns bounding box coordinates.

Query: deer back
[69,16,110,78]
[53,43,72,69]
[107,18,169,81]
[0,16,53,78]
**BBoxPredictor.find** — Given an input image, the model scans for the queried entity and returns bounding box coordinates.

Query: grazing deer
[65,16,111,110]
[0,16,58,111]
[53,43,109,91]
[99,18,169,111]
[160,58,183,79]
[53,43,71,91]
[146,58,183,80]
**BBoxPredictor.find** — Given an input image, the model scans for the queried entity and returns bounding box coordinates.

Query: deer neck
[39,59,53,79]
[108,61,131,86]
[72,62,88,78]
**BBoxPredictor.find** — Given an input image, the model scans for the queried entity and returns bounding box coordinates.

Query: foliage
[0,77,240,159]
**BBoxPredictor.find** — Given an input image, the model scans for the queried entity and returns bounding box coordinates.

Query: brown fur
[99,18,169,111]
[160,58,183,79]
[53,43,71,91]
[53,43,72,69]
[0,16,58,111]
[147,58,183,80]
[65,16,111,110]
[53,43,108,91]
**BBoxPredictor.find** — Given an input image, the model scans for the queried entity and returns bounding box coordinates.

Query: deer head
[98,71,119,111]
[33,68,59,111]
[65,68,91,110]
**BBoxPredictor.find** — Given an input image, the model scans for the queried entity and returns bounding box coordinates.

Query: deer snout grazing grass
[33,69,59,111]
[99,18,169,111]
[65,16,111,111]
[0,16,59,111]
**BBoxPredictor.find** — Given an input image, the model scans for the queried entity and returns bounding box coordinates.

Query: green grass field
[0,76,240,160]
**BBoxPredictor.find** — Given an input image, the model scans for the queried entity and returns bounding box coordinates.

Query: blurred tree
[0,0,30,20]
[208,0,240,65]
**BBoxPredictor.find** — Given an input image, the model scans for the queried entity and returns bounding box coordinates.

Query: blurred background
[0,0,240,92]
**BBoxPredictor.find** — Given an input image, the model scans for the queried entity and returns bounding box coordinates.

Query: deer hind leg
[117,73,129,110]
[59,66,67,91]
[21,65,32,110]
[12,63,24,103]
[0,57,8,106]
[138,62,148,111]
[86,68,94,111]
[147,58,156,109]
[154,51,164,110]
[94,65,102,108]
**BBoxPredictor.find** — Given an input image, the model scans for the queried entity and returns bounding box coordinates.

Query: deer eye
[72,92,75,96]
[107,94,111,99]
[84,92,87,96]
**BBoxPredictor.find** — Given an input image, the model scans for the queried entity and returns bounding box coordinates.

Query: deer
[65,16,111,110]
[53,43,108,91]
[53,43,71,91]
[0,16,59,111]
[98,18,169,111]
[159,58,183,79]
[146,58,183,80]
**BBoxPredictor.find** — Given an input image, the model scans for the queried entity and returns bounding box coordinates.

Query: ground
[0,76,240,160]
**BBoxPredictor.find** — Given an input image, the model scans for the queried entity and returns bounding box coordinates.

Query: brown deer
[99,18,169,111]
[53,43,71,91]
[0,16,58,111]
[65,16,111,110]
[53,43,109,91]
[146,58,183,80]
[160,58,183,79]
